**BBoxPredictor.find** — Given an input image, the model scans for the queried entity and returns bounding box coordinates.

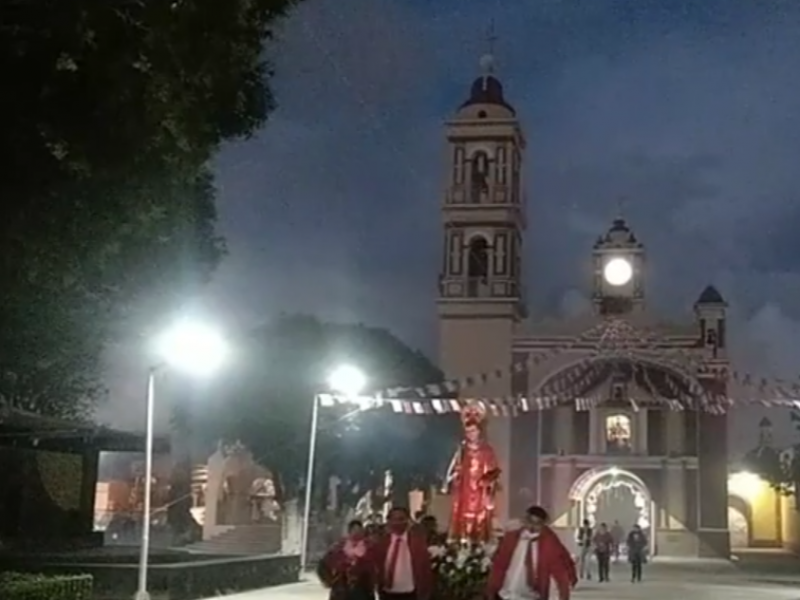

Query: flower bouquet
[317,539,372,593]
[429,542,495,600]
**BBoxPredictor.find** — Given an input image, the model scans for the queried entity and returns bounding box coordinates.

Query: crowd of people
[318,506,652,600]
[318,504,578,600]
[575,519,649,583]
[317,507,435,600]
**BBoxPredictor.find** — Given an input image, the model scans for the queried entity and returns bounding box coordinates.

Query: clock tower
[591,216,645,316]
[437,53,525,376]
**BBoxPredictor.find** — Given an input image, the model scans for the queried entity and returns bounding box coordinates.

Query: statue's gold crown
[460,403,487,428]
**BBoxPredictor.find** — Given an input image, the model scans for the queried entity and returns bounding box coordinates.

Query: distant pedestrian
[593,523,614,582]
[575,519,593,580]
[610,520,624,562]
[627,524,648,583]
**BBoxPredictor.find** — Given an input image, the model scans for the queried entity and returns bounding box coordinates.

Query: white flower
[343,540,366,559]
[428,545,446,558]
[455,548,470,568]
[481,556,492,570]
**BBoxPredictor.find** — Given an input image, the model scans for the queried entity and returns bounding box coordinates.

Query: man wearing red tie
[486,506,576,600]
[376,507,433,600]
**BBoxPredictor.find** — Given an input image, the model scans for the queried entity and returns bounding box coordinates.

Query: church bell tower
[438,53,526,382]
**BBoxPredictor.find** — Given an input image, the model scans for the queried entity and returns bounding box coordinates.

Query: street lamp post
[299,365,367,573]
[135,320,228,600]
[136,369,157,600]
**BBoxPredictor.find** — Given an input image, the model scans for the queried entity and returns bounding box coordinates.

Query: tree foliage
[0,0,299,416]
[756,410,800,497]
[199,314,459,505]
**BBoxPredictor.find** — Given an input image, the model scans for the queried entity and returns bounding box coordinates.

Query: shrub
[0,572,93,600]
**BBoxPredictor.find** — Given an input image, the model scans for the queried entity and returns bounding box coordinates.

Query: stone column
[509,352,537,518]
[509,411,539,519]
[588,409,599,453]
[664,411,684,455]
[555,407,574,455]
[551,460,575,521]
[665,463,687,528]
[697,411,729,557]
[636,410,649,454]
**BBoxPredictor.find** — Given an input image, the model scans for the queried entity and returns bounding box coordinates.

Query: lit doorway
[571,467,656,557]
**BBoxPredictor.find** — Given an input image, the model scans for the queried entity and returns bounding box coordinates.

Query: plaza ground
[201,555,800,600]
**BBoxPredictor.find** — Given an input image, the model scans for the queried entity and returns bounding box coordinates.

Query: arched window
[467,237,489,279]
[469,151,490,203]
[605,414,632,455]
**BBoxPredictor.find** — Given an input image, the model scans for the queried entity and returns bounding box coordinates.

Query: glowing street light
[154,320,228,377]
[328,364,367,396]
[300,364,368,571]
[728,471,763,503]
[136,320,228,600]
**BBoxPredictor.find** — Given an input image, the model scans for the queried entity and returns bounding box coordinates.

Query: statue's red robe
[446,439,500,543]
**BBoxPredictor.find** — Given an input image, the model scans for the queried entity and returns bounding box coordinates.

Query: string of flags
[318,317,800,416]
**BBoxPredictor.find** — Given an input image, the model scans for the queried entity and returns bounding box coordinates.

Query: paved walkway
[201,562,800,600]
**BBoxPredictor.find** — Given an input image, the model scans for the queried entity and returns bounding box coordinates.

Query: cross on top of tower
[478,20,498,77]
[615,196,627,220]
[459,15,515,114]
[487,19,498,57]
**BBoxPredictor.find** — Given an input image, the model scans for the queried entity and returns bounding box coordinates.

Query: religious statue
[444,404,500,543]
[249,476,280,522]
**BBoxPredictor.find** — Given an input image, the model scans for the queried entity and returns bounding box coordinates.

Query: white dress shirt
[499,531,539,600]
[385,532,415,593]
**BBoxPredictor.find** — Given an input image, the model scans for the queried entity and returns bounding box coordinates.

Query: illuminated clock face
[603,257,633,286]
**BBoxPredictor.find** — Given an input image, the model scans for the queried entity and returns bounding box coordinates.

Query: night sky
[100,0,800,453]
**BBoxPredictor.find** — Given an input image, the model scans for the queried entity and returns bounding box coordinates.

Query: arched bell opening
[466,236,490,296]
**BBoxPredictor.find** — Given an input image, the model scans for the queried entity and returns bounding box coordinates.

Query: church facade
[436,59,730,557]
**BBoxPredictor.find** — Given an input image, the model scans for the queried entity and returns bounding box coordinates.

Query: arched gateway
[569,467,656,557]
[436,52,731,557]
[519,349,725,558]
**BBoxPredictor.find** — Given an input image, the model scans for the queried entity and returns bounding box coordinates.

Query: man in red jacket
[486,506,576,600]
[375,506,434,600]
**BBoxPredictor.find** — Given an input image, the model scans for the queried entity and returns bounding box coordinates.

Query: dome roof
[594,217,641,248]
[460,74,516,114]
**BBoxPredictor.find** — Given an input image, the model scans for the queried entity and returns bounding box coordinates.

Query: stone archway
[570,467,656,556]
[727,495,752,549]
